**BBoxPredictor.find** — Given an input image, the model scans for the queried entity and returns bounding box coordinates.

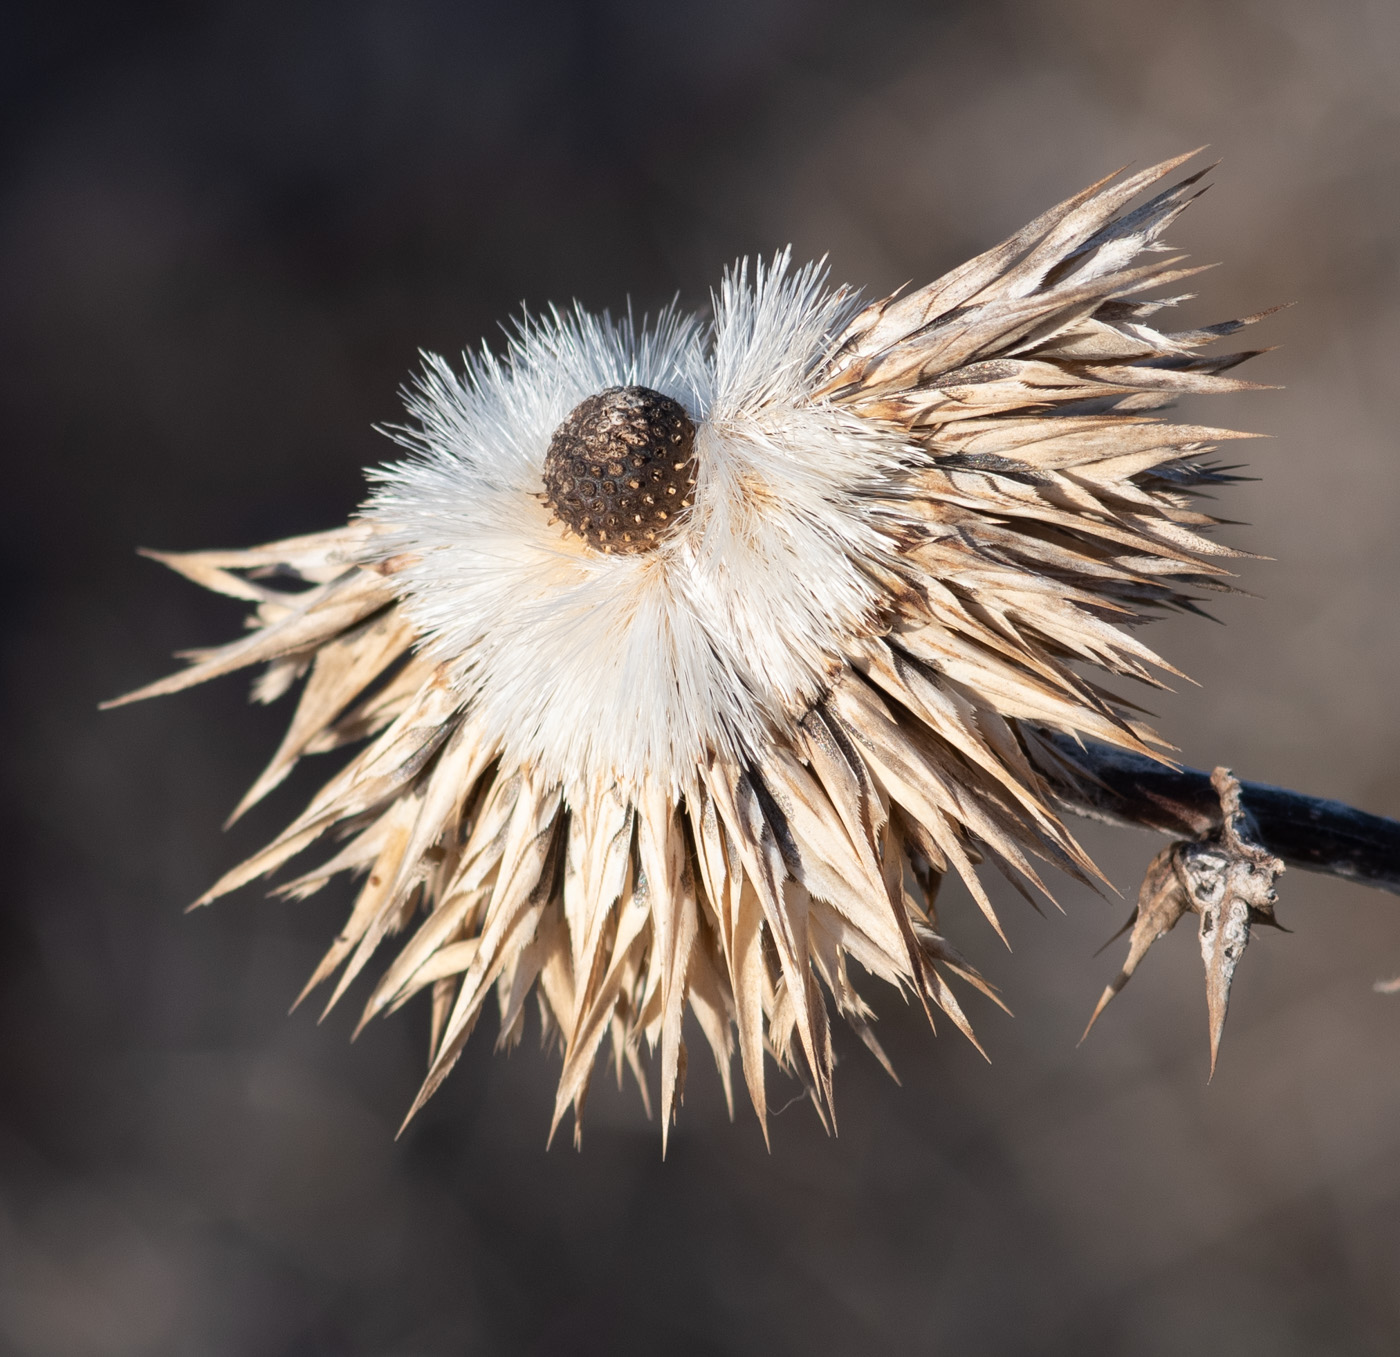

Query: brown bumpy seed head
[541,385,698,553]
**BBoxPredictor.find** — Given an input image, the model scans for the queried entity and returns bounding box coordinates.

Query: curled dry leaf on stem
[1078,768,1285,1077]
[106,152,1400,1148]
[1036,732,1400,1064]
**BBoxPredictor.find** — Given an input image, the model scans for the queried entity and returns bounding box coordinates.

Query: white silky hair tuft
[362,252,912,796]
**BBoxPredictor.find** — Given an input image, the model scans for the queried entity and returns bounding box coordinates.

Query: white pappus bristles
[110,151,1272,1151]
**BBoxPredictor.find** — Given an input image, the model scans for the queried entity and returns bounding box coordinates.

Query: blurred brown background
[3,1,1400,1353]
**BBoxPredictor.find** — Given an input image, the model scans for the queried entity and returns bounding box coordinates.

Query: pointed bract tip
[1078,987,1118,1045]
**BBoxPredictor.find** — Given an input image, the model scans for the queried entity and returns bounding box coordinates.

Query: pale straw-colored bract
[111,152,1270,1149]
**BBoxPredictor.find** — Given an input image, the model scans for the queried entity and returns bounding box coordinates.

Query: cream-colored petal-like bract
[111,153,1269,1146]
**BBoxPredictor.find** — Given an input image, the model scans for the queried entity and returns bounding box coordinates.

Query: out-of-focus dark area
[4,1,1400,1352]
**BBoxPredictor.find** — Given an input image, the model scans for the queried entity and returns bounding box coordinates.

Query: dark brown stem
[1030,731,1400,896]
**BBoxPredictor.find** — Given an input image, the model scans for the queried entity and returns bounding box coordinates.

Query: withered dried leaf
[1082,768,1283,1076]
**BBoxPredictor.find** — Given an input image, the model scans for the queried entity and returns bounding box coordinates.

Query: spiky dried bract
[112,153,1269,1148]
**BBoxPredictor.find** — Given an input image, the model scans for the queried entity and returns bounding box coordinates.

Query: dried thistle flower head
[110,151,1273,1149]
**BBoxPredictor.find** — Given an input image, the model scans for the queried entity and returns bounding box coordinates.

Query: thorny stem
[1032,732,1400,897]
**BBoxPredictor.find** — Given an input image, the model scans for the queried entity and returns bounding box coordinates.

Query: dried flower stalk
[107,151,1400,1144]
